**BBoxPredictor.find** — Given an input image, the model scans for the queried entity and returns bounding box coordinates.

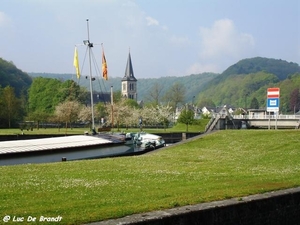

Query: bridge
[206,114,300,131]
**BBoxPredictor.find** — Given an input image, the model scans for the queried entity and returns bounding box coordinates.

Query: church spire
[122,51,137,81]
[121,50,137,101]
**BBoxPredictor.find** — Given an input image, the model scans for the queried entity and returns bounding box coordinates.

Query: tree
[28,77,88,115]
[146,82,164,105]
[177,108,194,132]
[289,88,300,113]
[155,104,173,130]
[163,82,186,110]
[78,105,93,127]
[113,90,122,103]
[105,98,132,131]
[2,86,20,128]
[28,77,62,114]
[250,97,259,109]
[54,100,81,132]
[26,111,50,130]
[124,98,140,108]
[58,80,88,104]
[95,102,108,126]
[198,97,216,108]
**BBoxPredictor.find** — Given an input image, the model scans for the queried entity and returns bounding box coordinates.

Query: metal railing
[233,115,300,120]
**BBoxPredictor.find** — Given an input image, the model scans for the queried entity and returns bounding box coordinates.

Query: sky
[0,0,299,79]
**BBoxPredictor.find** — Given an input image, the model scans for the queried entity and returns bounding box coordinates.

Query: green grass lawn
[0,120,209,135]
[0,129,299,224]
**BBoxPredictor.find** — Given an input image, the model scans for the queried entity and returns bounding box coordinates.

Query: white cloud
[187,18,256,74]
[199,18,255,59]
[146,16,159,26]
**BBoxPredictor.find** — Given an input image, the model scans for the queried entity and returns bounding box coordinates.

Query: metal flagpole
[85,19,95,133]
[111,86,114,130]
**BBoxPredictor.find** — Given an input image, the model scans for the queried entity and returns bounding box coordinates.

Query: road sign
[267,88,280,112]
[267,88,280,98]
[267,98,280,111]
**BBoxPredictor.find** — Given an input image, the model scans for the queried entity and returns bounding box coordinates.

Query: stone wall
[89,187,300,225]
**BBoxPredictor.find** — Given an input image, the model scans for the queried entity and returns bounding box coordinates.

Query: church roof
[122,52,137,82]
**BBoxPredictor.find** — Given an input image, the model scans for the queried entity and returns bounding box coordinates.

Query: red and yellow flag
[102,48,108,80]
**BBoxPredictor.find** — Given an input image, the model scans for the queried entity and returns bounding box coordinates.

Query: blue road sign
[267,98,279,112]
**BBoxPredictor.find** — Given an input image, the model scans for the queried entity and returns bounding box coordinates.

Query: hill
[197,57,300,112]
[0,58,32,96]
[223,57,300,80]
[205,57,300,89]
[29,72,219,103]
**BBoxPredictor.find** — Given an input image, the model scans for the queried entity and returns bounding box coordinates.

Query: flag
[73,47,80,79]
[102,48,108,80]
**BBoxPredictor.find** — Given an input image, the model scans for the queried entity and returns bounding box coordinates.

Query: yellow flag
[102,49,108,80]
[73,47,80,79]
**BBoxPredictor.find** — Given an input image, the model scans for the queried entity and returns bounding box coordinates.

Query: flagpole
[86,19,95,133]
[111,86,114,130]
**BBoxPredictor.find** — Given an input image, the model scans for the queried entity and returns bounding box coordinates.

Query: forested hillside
[0,58,32,127]
[204,57,300,89]
[222,57,300,80]
[197,57,300,113]
[29,57,300,113]
[0,58,32,97]
[29,72,219,103]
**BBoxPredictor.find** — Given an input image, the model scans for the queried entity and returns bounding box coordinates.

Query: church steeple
[122,52,137,82]
[121,51,138,100]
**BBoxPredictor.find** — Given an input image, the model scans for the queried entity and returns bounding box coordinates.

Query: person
[139,118,143,131]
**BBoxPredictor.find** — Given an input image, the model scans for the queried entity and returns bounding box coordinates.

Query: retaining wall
[89,187,300,225]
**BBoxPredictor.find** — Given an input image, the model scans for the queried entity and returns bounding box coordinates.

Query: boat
[0,134,140,166]
[125,132,166,150]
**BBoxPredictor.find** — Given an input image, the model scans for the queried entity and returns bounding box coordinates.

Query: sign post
[267,88,280,129]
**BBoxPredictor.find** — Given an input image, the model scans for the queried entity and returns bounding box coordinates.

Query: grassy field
[0,129,299,224]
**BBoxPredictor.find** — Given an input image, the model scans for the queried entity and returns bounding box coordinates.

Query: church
[121,51,138,100]
[92,51,138,104]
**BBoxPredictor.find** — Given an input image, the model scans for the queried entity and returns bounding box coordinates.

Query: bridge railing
[233,115,300,120]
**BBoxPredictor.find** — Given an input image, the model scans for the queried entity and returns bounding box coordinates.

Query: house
[174,104,202,121]
[247,109,274,118]
[202,105,235,118]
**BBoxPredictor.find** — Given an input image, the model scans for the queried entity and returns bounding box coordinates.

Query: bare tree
[163,82,186,111]
[146,82,164,105]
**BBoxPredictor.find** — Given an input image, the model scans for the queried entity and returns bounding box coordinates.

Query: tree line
[196,72,300,113]
[2,56,300,129]
[0,76,191,130]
